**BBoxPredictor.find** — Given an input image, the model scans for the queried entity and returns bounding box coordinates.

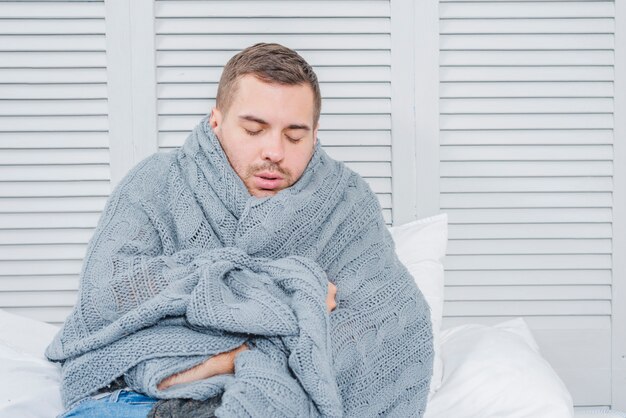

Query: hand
[157,343,249,390]
[327,281,337,312]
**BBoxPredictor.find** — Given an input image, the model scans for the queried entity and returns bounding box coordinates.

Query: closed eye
[286,135,303,143]
[245,129,261,136]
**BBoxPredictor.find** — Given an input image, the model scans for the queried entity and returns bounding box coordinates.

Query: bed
[0,213,621,418]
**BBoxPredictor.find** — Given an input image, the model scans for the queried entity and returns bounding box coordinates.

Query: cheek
[221,134,254,171]
[231,153,252,175]
[289,151,313,176]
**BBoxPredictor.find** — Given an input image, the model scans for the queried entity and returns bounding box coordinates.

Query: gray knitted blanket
[45,116,433,417]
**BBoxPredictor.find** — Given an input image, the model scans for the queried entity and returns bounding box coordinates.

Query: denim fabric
[59,389,158,418]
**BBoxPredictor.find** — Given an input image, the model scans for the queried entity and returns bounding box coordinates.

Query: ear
[209,107,222,130]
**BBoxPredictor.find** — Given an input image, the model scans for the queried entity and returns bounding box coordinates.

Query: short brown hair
[216,43,321,126]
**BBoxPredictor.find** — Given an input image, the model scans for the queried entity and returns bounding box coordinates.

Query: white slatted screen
[1,0,623,409]
[154,0,393,223]
[0,1,109,325]
[438,0,615,406]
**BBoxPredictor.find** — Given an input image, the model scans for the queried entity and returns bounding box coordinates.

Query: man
[47,43,433,418]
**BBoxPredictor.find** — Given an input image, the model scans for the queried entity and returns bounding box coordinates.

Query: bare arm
[157,343,249,390]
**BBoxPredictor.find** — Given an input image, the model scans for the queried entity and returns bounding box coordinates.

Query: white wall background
[0,0,624,410]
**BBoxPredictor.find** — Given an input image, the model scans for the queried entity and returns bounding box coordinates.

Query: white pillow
[424,318,574,418]
[0,309,59,359]
[0,309,63,418]
[388,213,448,399]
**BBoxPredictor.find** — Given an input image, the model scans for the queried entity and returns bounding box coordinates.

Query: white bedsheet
[0,309,61,418]
[0,310,578,418]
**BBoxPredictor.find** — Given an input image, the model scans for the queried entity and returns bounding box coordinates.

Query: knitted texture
[45,116,434,417]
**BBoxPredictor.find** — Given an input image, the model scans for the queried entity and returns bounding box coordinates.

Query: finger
[329,282,337,296]
[326,291,337,312]
[328,299,337,312]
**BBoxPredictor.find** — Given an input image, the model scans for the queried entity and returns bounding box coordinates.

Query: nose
[260,131,284,163]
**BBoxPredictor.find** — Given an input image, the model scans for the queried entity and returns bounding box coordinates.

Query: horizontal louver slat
[0,68,107,84]
[447,238,612,254]
[2,258,82,276]
[0,35,106,51]
[0,3,104,18]
[440,114,613,130]
[441,66,614,82]
[0,197,106,212]
[445,285,611,301]
[440,18,614,34]
[0,245,87,261]
[0,181,109,198]
[440,50,614,66]
[441,192,612,208]
[439,2,614,19]
[156,34,390,50]
[444,254,611,270]
[444,207,612,223]
[0,84,108,99]
[449,223,611,239]
[0,276,79,292]
[0,115,109,131]
[443,315,610,331]
[443,300,611,317]
[0,149,109,165]
[440,130,613,145]
[156,17,391,34]
[441,161,613,177]
[440,98,614,114]
[0,291,77,307]
[440,81,613,98]
[0,165,110,181]
[0,19,106,35]
[440,34,613,50]
[0,228,94,245]
[440,145,613,161]
[444,269,612,286]
[155,1,390,17]
[441,177,613,192]
[0,213,100,229]
[0,100,108,116]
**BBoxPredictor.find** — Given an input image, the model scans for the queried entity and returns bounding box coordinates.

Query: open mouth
[259,173,279,180]
[254,172,284,190]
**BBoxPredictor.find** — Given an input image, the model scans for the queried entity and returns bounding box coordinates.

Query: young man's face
[209,74,319,197]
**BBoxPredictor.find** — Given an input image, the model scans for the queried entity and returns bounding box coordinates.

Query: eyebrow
[238,115,311,131]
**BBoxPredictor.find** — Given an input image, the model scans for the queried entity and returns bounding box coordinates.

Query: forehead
[228,75,316,125]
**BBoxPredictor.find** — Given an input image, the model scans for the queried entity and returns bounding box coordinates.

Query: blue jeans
[59,389,158,418]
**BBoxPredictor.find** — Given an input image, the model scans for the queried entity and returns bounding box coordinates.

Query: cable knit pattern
[45,115,433,417]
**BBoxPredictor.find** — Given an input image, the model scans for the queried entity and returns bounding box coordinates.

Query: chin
[251,189,279,197]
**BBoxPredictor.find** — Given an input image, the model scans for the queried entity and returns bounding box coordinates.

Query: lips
[253,171,284,190]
